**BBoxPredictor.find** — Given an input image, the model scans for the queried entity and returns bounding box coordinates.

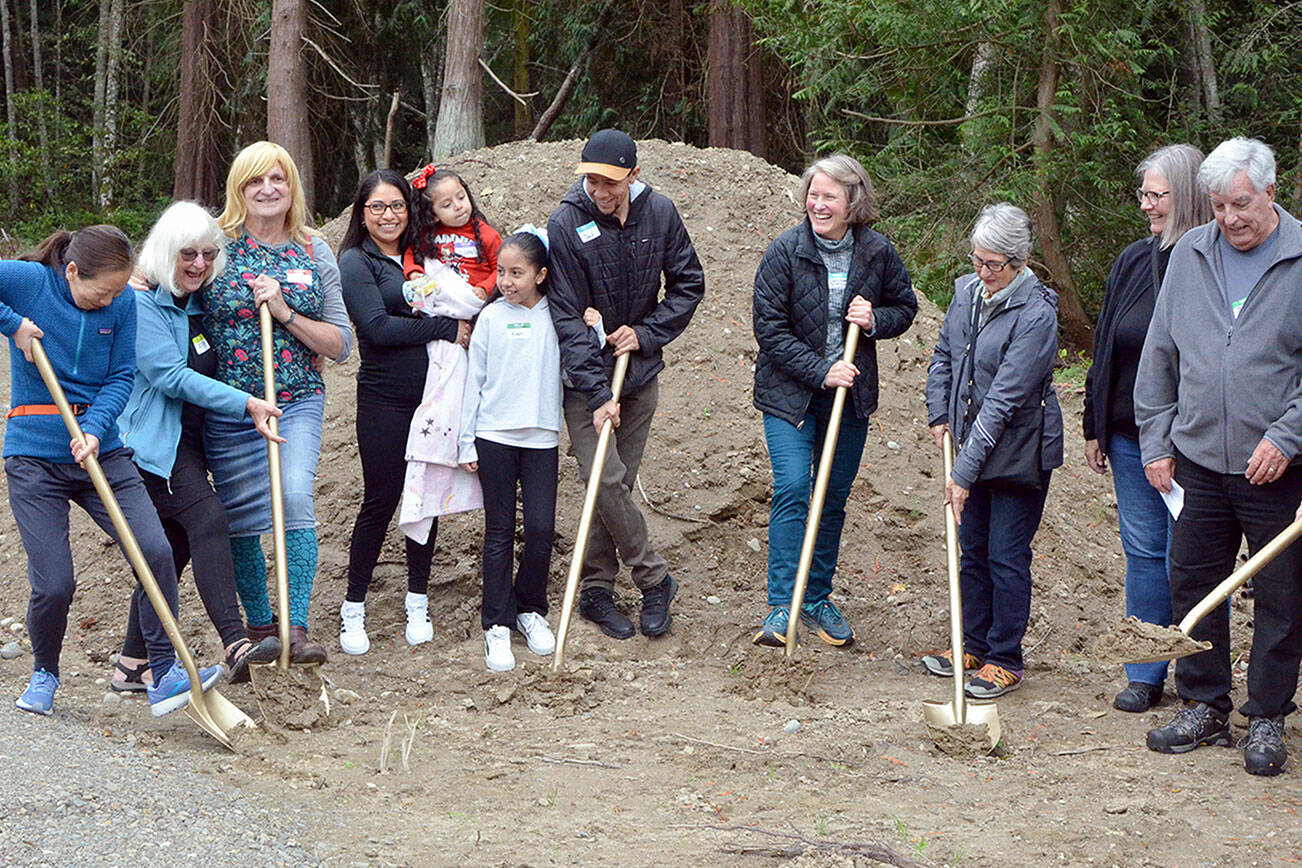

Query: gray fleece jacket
[1136,205,1302,473]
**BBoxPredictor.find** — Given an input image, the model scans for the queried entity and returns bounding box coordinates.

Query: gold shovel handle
[942,431,966,722]
[259,305,292,668]
[1177,515,1302,634]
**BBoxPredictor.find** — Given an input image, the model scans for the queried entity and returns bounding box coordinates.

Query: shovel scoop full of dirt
[1092,615,1212,664]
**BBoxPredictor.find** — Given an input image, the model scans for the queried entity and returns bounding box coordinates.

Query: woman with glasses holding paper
[923,203,1063,699]
[1083,144,1211,712]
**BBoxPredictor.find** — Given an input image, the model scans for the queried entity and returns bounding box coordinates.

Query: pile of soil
[0,139,1291,867]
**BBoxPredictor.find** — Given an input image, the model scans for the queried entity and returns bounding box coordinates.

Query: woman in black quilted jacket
[751,154,917,649]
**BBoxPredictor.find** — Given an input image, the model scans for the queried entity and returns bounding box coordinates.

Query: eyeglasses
[1135,188,1171,205]
[969,252,1013,273]
[179,247,220,263]
[364,200,407,215]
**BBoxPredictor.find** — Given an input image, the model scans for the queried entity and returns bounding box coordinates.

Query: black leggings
[345,394,434,602]
[477,438,557,629]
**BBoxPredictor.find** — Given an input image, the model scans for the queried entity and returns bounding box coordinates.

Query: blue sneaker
[753,606,793,647]
[146,660,225,718]
[799,599,855,647]
[15,669,59,716]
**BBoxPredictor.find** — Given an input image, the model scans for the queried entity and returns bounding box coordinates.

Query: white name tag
[828,272,848,292]
[453,238,478,258]
[507,322,532,339]
[576,221,600,243]
[191,334,211,354]
[285,268,313,286]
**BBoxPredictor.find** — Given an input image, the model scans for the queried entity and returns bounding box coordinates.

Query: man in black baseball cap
[546,129,705,641]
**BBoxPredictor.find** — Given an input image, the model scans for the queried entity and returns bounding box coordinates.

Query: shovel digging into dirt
[31,338,255,750]
[921,431,1000,754]
[1094,515,1302,664]
[553,352,631,671]
[783,324,860,657]
[246,305,329,726]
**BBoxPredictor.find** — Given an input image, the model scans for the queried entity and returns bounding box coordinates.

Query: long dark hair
[20,225,135,278]
[499,231,550,296]
[339,169,414,254]
[409,168,489,263]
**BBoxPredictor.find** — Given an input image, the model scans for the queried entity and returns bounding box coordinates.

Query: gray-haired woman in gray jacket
[922,203,1063,699]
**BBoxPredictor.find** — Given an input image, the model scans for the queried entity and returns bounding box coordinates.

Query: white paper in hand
[1160,480,1184,520]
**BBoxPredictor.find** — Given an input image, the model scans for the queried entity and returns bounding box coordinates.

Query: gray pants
[563,381,668,593]
[5,449,178,678]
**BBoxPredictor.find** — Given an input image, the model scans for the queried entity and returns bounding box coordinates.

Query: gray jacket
[925,272,1064,489]
[1136,205,1302,473]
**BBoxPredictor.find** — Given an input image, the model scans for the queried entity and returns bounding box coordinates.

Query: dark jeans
[121,435,246,658]
[1169,451,1302,718]
[957,474,1051,672]
[5,449,178,680]
[345,392,435,602]
[476,438,557,629]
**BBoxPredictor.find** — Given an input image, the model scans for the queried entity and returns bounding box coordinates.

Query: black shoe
[1114,681,1163,712]
[578,588,635,640]
[1241,715,1288,776]
[1146,701,1231,754]
[639,574,678,637]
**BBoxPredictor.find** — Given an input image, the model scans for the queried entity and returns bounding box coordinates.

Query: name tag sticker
[192,333,211,354]
[576,221,600,244]
[285,268,313,286]
[506,321,532,340]
[97,327,113,335]
[828,272,848,292]
[453,238,478,258]
[1231,297,1246,320]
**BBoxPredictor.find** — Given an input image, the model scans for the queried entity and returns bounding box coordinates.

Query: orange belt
[6,402,88,419]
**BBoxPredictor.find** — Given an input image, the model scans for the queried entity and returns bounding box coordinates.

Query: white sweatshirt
[458,296,563,463]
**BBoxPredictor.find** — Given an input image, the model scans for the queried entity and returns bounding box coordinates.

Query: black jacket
[338,236,458,406]
[752,220,917,426]
[546,179,705,410]
[1083,235,1170,449]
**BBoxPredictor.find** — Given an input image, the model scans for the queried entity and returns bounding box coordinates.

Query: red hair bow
[412,163,438,190]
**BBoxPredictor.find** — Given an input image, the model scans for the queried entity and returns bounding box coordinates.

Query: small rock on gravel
[1,641,22,659]
[784,719,801,733]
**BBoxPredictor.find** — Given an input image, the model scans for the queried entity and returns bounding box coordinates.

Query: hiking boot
[921,649,983,678]
[578,588,635,640]
[484,625,515,672]
[1146,701,1231,754]
[753,606,792,647]
[640,574,678,637]
[147,660,224,718]
[226,635,283,685]
[405,593,433,646]
[1241,715,1288,776]
[15,669,58,716]
[247,620,279,644]
[289,625,328,665]
[516,611,555,656]
[339,601,369,655]
[799,599,854,647]
[966,663,1022,698]
[1114,681,1163,713]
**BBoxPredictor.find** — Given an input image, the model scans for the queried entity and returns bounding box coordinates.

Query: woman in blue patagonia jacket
[751,154,918,649]
[1,226,223,718]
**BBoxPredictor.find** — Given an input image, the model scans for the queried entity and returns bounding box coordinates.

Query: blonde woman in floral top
[203,141,353,665]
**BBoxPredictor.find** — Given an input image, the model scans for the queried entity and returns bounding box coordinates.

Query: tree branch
[841,106,1010,127]
[478,57,537,107]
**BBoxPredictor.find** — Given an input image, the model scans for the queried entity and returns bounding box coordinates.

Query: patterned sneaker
[484,625,515,672]
[1147,701,1231,754]
[339,600,370,655]
[753,606,792,647]
[516,611,556,656]
[147,660,225,718]
[1241,715,1287,776]
[15,669,59,716]
[799,599,855,647]
[921,650,983,678]
[405,593,434,646]
[965,663,1022,698]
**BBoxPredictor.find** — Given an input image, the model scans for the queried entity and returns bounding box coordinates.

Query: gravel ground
[0,695,323,868]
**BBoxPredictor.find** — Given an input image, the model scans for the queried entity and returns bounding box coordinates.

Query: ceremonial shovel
[921,431,1000,750]
[553,352,630,670]
[31,338,254,750]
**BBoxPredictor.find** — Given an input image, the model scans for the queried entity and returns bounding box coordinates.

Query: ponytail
[19,225,135,279]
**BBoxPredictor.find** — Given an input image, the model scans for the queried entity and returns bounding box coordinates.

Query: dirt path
[0,140,1298,867]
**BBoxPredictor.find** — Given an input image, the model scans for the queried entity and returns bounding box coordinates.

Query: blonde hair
[217,141,314,245]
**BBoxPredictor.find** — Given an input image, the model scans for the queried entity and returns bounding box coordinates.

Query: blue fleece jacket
[117,284,251,478]
[0,260,136,461]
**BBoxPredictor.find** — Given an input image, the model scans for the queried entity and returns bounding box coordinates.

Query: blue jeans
[958,475,1050,671]
[1109,434,1171,686]
[762,401,869,608]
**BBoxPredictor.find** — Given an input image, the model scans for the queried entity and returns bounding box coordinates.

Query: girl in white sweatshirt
[458,228,563,671]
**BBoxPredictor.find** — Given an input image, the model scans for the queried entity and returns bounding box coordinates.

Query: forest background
[0,0,1299,344]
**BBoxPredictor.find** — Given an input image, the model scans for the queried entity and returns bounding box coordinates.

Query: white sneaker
[339,601,370,655]
[484,625,515,672]
[405,592,433,646]
[515,611,556,656]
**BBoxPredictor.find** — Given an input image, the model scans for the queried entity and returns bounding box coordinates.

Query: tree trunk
[531,0,615,142]
[707,1,765,158]
[420,39,440,160]
[173,0,222,206]
[382,91,400,169]
[512,0,531,138]
[267,0,314,213]
[99,0,124,207]
[0,0,17,207]
[91,0,108,199]
[432,0,485,158]
[961,41,997,152]
[1032,0,1090,348]
[1185,0,1220,126]
[29,0,49,195]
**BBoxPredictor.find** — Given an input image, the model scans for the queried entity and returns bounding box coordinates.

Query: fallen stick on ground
[636,475,710,523]
[667,732,765,754]
[677,823,927,868]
